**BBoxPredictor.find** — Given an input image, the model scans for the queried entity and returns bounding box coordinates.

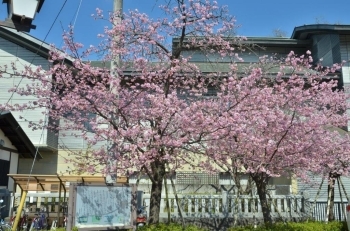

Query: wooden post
[325,183,332,223]
[337,177,346,222]
[58,181,62,226]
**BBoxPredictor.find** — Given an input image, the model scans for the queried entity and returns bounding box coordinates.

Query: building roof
[8,174,128,192]
[0,26,74,64]
[0,111,41,159]
[291,24,350,39]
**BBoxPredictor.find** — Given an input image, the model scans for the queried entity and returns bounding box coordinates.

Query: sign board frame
[67,183,136,230]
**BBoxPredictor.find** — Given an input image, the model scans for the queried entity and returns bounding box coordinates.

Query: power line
[72,0,83,28]
[2,0,69,110]
[25,0,69,189]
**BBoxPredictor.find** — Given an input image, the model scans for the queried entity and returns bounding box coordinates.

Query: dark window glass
[0,159,10,186]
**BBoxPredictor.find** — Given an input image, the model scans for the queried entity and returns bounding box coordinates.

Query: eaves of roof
[0,26,74,65]
[172,36,312,48]
[244,37,312,47]
[0,111,41,159]
[291,24,350,40]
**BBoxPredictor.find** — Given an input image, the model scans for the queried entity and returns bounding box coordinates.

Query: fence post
[337,202,341,221]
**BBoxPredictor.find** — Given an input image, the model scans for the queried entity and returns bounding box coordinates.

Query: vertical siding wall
[340,35,350,130]
[311,34,341,67]
[18,151,59,174]
[58,118,107,150]
[297,175,350,203]
[341,35,350,62]
[0,37,58,149]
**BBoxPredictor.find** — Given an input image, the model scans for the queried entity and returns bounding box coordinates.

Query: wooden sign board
[67,183,136,230]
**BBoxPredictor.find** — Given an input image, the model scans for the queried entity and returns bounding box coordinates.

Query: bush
[53,228,67,231]
[138,223,207,231]
[54,226,78,231]
[227,221,348,231]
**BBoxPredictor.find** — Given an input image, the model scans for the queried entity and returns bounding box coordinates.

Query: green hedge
[54,222,347,231]
[53,227,78,231]
[138,223,207,231]
[228,221,348,231]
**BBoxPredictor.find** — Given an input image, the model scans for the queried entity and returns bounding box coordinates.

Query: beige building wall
[18,151,59,175]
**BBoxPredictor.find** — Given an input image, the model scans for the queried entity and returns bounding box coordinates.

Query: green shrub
[53,228,67,231]
[138,223,207,231]
[54,226,78,231]
[228,221,348,231]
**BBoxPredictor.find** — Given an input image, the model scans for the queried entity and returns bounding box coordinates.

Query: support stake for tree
[168,166,184,228]
[326,178,333,223]
[164,173,171,223]
[308,177,324,221]
[337,177,347,222]
[339,177,350,203]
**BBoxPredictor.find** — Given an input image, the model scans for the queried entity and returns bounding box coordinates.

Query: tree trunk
[251,173,272,225]
[327,173,336,222]
[148,160,166,224]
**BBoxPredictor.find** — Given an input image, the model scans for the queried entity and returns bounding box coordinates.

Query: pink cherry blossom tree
[0,0,244,224]
[1,0,350,225]
[311,129,350,222]
[202,53,350,223]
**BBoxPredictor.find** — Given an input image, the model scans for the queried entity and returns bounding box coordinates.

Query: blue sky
[1,0,349,53]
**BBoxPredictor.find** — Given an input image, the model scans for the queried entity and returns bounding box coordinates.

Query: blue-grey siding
[0,37,58,150]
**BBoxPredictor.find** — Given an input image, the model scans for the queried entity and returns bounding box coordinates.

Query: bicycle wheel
[19,221,28,231]
[1,224,12,231]
[29,218,38,231]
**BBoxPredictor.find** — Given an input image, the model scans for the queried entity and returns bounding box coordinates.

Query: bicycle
[62,203,67,230]
[0,220,12,231]
[136,206,148,229]
[29,207,48,231]
[11,206,29,231]
[0,200,11,231]
[50,202,67,231]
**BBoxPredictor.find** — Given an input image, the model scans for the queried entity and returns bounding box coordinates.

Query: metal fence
[141,193,307,221]
[311,202,349,221]
[11,192,348,223]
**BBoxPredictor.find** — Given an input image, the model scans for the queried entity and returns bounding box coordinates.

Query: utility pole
[114,0,123,20]
[112,0,123,69]
[106,0,123,184]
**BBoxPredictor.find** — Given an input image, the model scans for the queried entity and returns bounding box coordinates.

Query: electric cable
[2,0,68,110]
[72,0,83,28]
[25,0,69,191]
